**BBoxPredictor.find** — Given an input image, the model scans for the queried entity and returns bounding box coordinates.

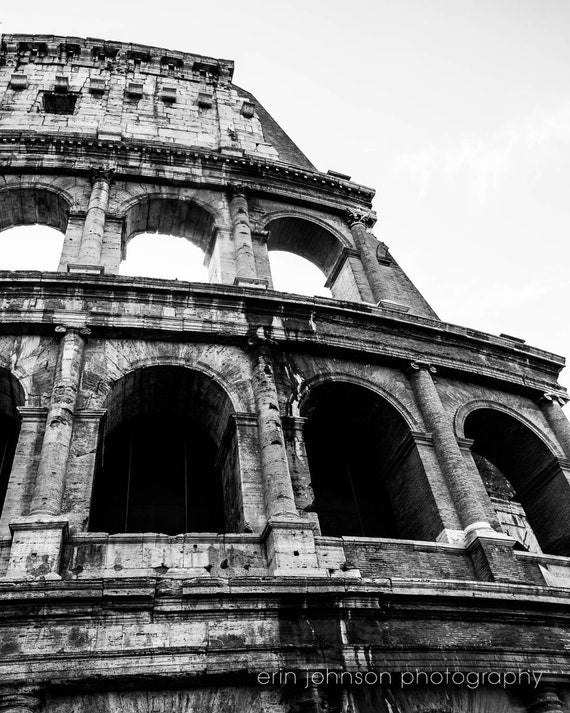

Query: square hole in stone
[43,92,78,115]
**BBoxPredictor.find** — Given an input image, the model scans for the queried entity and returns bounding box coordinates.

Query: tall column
[74,168,114,270]
[248,334,323,576]
[408,362,522,581]
[408,362,491,531]
[7,327,88,579]
[0,687,43,713]
[249,336,297,521]
[30,327,88,516]
[347,210,387,304]
[539,393,570,461]
[228,184,264,286]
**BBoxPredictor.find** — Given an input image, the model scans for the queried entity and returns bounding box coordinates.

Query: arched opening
[89,366,240,535]
[266,217,354,299]
[120,233,208,281]
[0,188,68,271]
[465,408,570,554]
[268,251,331,297]
[0,226,65,271]
[0,370,25,519]
[121,197,216,282]
[301,381,439,539]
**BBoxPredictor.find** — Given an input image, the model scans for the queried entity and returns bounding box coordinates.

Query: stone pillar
[0,687,43,713]
[408,362,491,531]
[251,228,273,288]
[205,227,238,285]
[249,336,297,521]
[58,211,84,271]
[539,393,570,461]
[5,327,88,579]
[408,362,519,580]
[526,684,564,712]
[231,413,267,532]
[99,215,124,274]
[71,168,114,272]
[325,246,375,303]
[347,210,387,304]
[248,335,322,575]
[228,185,265,287]
[282,416,315,516]
[30,327,88,516]
[0,407,46,537]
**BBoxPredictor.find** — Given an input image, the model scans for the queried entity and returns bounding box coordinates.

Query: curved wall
[0,33,569,713]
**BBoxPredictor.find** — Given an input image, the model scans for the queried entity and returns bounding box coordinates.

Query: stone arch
[455,398,563,458]
[262,211,349,277]
[459,400,570,554]
[0,355,32,404]
[0,185,71,234]
[296,371,420,431]
[89,364,244,536]
[94,353,247,417]
[300,376,441,540]
[117,192,222,282]
[0,185,71,271]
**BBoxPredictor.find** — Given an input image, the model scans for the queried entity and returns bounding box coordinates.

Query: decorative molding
[346,208,375,228]
[408,361,437,374]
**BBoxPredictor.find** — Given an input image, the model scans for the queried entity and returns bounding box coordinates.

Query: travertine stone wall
[1,33,570,711]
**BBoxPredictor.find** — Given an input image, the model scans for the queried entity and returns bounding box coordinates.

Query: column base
[463,523,523,582]
[6,517,68,580]
[263,518,328,577]
[66,263,105,275]
[436,528,465,544]
[233,276,268,289]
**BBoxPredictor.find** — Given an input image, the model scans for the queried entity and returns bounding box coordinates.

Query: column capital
[408,360,437,374]
[246,329,278,351]
[251,228,270,243]
[539,392,568,407]
[16,406,48,421]
[346,208,374,228]
[54,325,91,338]
[226,182,248,199]
[90,165,116,185]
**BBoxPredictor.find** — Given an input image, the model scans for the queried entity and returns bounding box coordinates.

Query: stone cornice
[0,131,375,209]
[0,33,235,82]
[0,272,564,397]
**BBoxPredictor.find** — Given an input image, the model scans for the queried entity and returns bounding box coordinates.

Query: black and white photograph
[0,2,569,711]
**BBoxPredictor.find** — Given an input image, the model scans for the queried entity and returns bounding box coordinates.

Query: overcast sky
[2,1,570,392]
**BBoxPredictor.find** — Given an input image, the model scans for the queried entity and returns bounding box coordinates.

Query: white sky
[1,1,570,391]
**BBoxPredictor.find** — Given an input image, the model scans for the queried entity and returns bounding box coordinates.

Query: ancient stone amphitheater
[0,33,569,713]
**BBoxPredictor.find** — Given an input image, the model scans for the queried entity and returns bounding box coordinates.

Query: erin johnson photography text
[257,669,545,690]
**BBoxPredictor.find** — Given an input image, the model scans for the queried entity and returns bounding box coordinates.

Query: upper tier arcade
[0,33,315,168]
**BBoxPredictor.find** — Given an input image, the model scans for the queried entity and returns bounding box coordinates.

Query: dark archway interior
[0,370,24,518]
[266,217,343,277]
[465,408,570,554]
[124,197,216,253]
[89,366,237,536]
[302,382,437,540]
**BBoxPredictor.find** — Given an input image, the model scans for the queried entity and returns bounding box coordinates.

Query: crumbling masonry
[0,34,569,713]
